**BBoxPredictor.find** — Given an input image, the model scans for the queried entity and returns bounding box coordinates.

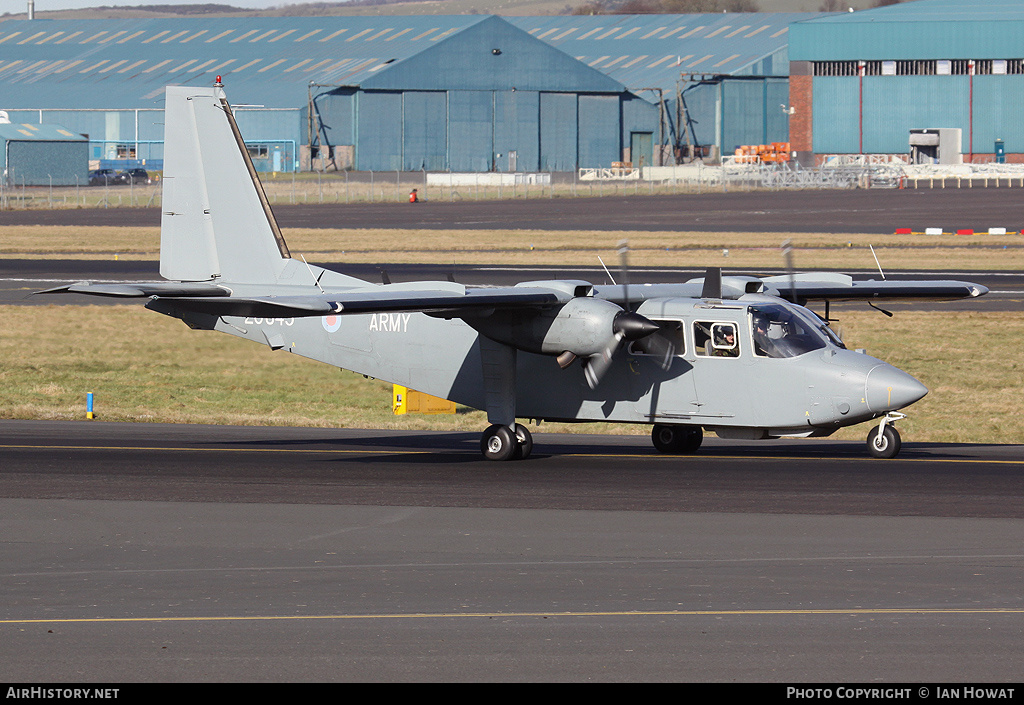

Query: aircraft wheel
[867,424,901,459]
[651,424,703,454]
[481,424,518,461]
[511,424,533,460]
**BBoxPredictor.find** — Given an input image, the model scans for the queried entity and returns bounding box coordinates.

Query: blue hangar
[0,12,810,173]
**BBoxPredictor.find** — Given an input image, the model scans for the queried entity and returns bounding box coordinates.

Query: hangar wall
[0,124,88,186]
[789,0,1024,164]
[317,88,648,172]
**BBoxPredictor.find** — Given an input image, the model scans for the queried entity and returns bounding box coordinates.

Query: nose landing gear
[867,412,905,459]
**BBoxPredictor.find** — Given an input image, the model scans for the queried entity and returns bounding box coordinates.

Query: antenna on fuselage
[869,244,887,280]
[700,267,722,299]
[598,255,616,285]
[300,255,325,294]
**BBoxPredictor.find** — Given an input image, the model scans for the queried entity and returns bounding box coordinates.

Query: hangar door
[448,91,493,172]
[494,90,540,172]
[403,91,447,172]
[578,95,619,169]
[540,92,578,171]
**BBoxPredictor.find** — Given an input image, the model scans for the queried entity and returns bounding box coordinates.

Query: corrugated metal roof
[0,16,488,108]
[791,0,1024,61]
[508,13,822,89]
[0,13,824,109]
[798,0,1024,23]
[0,121,85,141]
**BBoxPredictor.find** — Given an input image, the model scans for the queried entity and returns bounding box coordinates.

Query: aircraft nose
[865,364,928,413]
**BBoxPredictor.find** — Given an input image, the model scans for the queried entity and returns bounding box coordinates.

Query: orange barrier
[734,142,791,164]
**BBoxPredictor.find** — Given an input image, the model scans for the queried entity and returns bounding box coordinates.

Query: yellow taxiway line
[2,443,1023,465]
[3,607,1024,626]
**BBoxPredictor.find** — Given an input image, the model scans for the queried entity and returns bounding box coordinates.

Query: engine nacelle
[467,297,625,357]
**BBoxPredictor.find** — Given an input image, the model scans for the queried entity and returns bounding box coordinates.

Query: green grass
[4,225,1024,271]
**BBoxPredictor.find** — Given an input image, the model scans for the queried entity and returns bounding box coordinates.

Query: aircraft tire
[481,424,518,461]
[651,424,703,454]
[511,424,533,460]
[867,425,901,459]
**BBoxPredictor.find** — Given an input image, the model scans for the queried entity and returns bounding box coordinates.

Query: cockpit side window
[750,304,828,358]
[694,321,739,358]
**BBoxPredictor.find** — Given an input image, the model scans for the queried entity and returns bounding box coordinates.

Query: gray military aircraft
[41,84,989,460]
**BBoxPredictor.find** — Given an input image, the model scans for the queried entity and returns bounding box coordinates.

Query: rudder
[160,85,290,284]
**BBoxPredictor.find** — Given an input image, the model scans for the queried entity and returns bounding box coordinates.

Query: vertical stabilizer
[160,85,291,283]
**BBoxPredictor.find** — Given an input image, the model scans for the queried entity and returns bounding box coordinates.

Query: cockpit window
[694,321,739,358]
[749,304,829,358]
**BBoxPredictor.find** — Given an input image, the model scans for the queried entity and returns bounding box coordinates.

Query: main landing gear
[651,424,703,454]
[867,412,905,459]
[480,423,533,461]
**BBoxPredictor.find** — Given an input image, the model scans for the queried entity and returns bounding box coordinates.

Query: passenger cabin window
[749,304,829,358]
[694,321,739,358]
[628,320,685,357]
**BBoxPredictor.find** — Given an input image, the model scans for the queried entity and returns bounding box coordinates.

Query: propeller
[581,242,674,388]
[781,239,796,303]
[583,311,659,388]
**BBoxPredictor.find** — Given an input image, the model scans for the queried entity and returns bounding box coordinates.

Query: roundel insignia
[322,315,342,333]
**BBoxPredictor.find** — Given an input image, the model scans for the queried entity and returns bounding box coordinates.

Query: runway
[2,420,1023,682]
[4,188,1024,233]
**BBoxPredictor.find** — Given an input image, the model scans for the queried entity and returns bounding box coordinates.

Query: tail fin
[160,85,291,284]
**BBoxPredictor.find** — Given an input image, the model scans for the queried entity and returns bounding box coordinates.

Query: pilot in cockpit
[752,313,778,358]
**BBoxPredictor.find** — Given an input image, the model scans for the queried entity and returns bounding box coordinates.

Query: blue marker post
[86,392,94,420]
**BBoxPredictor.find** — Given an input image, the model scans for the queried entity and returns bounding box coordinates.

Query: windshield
[749,303,830,359]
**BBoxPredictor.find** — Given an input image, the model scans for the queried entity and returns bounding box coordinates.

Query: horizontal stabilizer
[34,281,229,298]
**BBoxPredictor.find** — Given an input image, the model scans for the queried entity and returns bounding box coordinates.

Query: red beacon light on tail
[214,75,223,87]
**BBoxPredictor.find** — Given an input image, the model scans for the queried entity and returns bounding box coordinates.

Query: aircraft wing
[37,279,564,318]
[145,286,563,319]
[38,272,986,319]
[758,273,989,302]
[591,273,987,306]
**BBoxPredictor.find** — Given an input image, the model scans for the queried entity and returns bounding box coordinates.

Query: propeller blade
[584,311,664,388]
[782,239,796,303]
[584,332,622,389]
[617,240,631,310]
[641,331,676,371]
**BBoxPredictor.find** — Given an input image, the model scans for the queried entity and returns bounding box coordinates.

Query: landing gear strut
[867,412,905,459]
[480,423,533,461]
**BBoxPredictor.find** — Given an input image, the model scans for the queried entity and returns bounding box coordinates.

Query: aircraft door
[627,319,700,421]
[688,319,755,423]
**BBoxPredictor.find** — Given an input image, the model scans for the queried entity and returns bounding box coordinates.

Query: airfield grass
[4,224,1024,270]
[1,304,1021,446]
[2,224,1019,445]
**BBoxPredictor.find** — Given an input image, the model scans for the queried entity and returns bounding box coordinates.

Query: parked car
[120,168,151,184]
[88,168,117,186]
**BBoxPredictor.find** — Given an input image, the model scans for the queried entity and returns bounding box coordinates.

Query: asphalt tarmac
[3,187,1024,233]
[2,421,1024,682]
